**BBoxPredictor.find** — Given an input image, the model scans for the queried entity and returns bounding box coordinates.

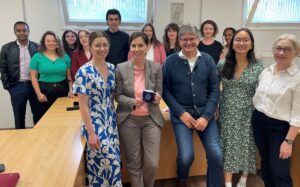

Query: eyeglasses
[233,39,251,44]
[273,47,294,54]
[180,37,198,43]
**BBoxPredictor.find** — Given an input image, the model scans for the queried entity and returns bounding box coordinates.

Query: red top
[71,50,92,81]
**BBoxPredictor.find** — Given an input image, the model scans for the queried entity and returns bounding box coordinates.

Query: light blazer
[115,60,164,127]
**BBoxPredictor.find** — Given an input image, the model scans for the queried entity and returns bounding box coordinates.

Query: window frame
[59,0,154,30]
[243,0,300,29]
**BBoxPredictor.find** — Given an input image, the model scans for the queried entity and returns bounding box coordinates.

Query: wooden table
[0,98,85,187]
[1,97,299,186]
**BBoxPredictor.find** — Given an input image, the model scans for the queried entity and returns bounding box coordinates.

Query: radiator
[258,52,274,68]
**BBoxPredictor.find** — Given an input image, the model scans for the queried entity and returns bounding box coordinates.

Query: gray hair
[178,24,200,38]
[273,34,300,55]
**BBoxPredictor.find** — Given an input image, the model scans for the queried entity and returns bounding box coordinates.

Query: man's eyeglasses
[180,37,198,43]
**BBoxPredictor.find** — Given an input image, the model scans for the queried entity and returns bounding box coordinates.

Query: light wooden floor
[123,174,265,187]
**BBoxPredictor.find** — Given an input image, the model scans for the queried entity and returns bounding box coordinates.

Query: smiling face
[107,14,120,32]
[179,32,200,56]
[224,29,234,45]
[232,30,253,55]
[273,39,298,66]
[78,31,89,47]
[65,32,77,46]
[130,36,148,62]
[14,23,29,43]
[203,23,214,38]
[90,37,109,60]
[167,29,178,41]
[143,26,153,41]
[44,34,58,51]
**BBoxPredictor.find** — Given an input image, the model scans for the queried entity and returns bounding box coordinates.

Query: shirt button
[191,83,194,86]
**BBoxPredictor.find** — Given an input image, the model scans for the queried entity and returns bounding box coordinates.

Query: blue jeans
[8,82,40,129]
[171,115,223,187]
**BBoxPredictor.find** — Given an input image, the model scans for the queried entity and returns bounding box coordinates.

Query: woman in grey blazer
[115,32,164,187]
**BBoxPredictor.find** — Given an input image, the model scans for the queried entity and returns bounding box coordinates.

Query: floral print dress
[72,62,122,187]
[217,61,264,174]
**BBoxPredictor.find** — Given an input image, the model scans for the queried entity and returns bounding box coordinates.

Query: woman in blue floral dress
[72,31,122,187]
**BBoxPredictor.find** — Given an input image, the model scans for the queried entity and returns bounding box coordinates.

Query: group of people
[0,8,299,187]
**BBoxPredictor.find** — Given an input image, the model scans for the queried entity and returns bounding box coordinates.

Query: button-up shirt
[253,62,300,127]
[179,50,201,71]
[17,40,31,81]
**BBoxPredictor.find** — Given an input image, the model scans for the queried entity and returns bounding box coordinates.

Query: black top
[105,29,130,66]
[166,48,177,57]
[197,40,223,64]
[64,46,76,59]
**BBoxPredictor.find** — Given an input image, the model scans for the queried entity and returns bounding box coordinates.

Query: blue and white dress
[72,62,122,187]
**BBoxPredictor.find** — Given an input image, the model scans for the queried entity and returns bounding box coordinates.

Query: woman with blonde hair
[252,34,300,187]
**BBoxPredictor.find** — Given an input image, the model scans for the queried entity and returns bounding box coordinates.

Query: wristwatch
[284,138,294,145]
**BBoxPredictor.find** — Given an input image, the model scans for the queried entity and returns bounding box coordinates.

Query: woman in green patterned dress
[217,28,264,187]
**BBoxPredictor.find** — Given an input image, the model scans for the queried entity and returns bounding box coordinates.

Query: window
[60,0,153,28]
[244,0,300,26]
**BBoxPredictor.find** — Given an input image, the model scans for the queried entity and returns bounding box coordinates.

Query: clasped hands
[179,112,208,131]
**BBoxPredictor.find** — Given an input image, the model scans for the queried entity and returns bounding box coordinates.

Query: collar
[268,61,299,76]
[179,50,201,61]
[16,40,29,47]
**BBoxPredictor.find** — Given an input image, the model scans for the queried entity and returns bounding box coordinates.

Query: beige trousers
[118,115,161,187]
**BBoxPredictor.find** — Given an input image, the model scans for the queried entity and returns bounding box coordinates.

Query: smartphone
[0,163,5,172]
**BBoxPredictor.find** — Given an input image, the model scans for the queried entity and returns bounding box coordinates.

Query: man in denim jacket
[163,24,223,187]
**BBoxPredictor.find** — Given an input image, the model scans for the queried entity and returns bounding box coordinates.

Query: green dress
[217,60,264,173]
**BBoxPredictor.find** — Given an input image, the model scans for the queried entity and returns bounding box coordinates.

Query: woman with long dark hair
[217,28,264,187]
[222,27,236,57]
[62,29,78,58]
[163,23,181,56]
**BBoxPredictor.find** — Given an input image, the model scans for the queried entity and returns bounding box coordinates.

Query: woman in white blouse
[252,34,300,187]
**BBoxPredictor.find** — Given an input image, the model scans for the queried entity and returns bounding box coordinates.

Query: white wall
[1,0,299,129]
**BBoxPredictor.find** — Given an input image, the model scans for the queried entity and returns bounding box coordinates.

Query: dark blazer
[115,60,164,127]
[0,41,39,89]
